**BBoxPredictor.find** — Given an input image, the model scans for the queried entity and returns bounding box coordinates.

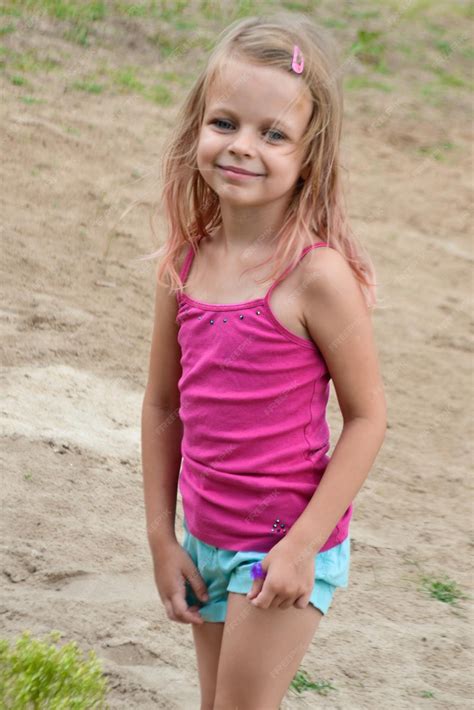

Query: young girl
[141,11,387,710]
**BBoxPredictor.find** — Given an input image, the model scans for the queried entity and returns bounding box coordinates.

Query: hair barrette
[291,45,304,74]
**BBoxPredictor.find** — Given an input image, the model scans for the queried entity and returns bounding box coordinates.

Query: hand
[151,540,209,625]
[246,538,315,610]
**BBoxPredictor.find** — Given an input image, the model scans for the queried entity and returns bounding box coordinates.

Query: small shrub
[0,630,109,709]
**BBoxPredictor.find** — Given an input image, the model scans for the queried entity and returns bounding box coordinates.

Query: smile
[217,166,264,180]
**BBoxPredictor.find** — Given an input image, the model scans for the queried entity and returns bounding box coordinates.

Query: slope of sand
[1,4,472,708]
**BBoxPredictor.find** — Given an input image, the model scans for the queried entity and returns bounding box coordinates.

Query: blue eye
[266,129,285,142]
[211,119,285,142]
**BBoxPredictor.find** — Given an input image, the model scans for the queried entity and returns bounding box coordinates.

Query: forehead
[206,57,312,129]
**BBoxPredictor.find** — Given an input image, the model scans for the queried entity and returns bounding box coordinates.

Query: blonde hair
[142,11,378,308]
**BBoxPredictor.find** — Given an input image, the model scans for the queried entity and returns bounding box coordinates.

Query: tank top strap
[178,243,195,285]
[179,235,206,286]
[264,241,331,301]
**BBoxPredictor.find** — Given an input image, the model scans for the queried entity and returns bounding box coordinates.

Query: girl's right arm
[141,255,208,625]
[141,256,185,554]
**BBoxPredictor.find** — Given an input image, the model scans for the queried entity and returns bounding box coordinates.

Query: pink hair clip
[291,45,304,74]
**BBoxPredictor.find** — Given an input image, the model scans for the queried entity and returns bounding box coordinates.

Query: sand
[1,4,472,708]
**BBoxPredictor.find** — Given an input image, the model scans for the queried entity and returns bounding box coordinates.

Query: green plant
[420,573,469,606]
[290,668,336,696]
[0,630,109,709]
[349,28,387,69]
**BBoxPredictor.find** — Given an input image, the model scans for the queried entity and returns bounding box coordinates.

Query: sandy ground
[1,3,473,709]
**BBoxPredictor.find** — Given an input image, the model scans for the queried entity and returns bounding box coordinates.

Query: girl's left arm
[285,247,387,557]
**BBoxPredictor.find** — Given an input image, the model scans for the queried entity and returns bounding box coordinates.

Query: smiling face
[196,57,313,210]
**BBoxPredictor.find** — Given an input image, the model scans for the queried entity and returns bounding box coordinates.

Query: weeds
[290,669,337,696]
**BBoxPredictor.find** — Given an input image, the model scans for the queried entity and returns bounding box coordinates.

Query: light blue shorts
[181,516,350,623]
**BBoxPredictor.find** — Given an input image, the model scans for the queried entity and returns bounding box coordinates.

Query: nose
[227,126,256,157]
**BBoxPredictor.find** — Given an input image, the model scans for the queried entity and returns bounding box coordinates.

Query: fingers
[252,592,312,610]
[294,594,311,609]
[165,592,205,625]
[278,597,296,610]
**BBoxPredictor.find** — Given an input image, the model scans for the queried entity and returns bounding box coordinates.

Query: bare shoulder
[300,246,386,423]
[300,245,369,313]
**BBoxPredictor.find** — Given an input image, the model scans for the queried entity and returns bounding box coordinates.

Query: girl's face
[196,58,313,209]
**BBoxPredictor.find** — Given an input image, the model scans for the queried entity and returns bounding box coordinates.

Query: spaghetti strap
[179,243,195,285]
[264,241,331,301]
[179,235,206,286]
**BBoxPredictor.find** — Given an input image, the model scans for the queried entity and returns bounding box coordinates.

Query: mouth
[217,165,264,178]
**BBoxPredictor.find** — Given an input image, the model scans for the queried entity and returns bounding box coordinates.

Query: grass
[20,94,45,103]
[0,23,16,34]
[417,140,455,160]
[420,573,470,606]
[9,48,61,72]
[290,669,336,696]
[1,0,470,111]
[72,79,104,93]
[7,0,107,22]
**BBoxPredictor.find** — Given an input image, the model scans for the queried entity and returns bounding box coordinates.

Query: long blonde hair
[142,11,378,308]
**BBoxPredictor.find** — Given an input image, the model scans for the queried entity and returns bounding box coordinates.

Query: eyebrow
[206,105,293,133]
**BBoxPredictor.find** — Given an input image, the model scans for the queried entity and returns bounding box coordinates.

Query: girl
[141,11,387,710]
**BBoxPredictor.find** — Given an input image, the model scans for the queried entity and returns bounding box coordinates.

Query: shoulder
[300,245,369,315]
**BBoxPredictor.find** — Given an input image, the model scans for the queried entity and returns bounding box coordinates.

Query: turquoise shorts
[181,516,350,623]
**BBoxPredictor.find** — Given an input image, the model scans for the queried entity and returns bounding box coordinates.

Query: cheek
[197,131,219,162]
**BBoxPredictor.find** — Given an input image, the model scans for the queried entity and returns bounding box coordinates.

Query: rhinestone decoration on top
[194,308,265,324]
[272,518,286,534]
[185,307,264,325]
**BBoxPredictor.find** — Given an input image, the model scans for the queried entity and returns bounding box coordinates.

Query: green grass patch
[64,22,89,46]
[20,94,45,103]
[114,0,159,17]
[144,82,173,104]
[0,22,16,34]
[0,5,22,16]
[348,28,388,73]
[431,66,469,88]
[113,65,145,92]
[290,669,336,696]
[72,79,104,93]
[420,573,469,606]
[7,0,106,23]
[10,48,61,72]
[9,73,30,85]
[3,0,106,46]
[417,140,455,160]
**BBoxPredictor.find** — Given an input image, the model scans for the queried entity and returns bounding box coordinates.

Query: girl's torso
[175,230,354,553]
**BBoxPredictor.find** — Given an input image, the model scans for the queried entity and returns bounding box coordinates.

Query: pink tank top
[176,236,353,553]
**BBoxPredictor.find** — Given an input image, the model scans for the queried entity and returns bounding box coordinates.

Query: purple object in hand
[250,561,267,580]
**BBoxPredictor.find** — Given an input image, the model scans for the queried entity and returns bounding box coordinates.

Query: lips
[218,164,263,176]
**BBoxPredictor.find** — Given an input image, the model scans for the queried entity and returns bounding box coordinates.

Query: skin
[196,56,313,258]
